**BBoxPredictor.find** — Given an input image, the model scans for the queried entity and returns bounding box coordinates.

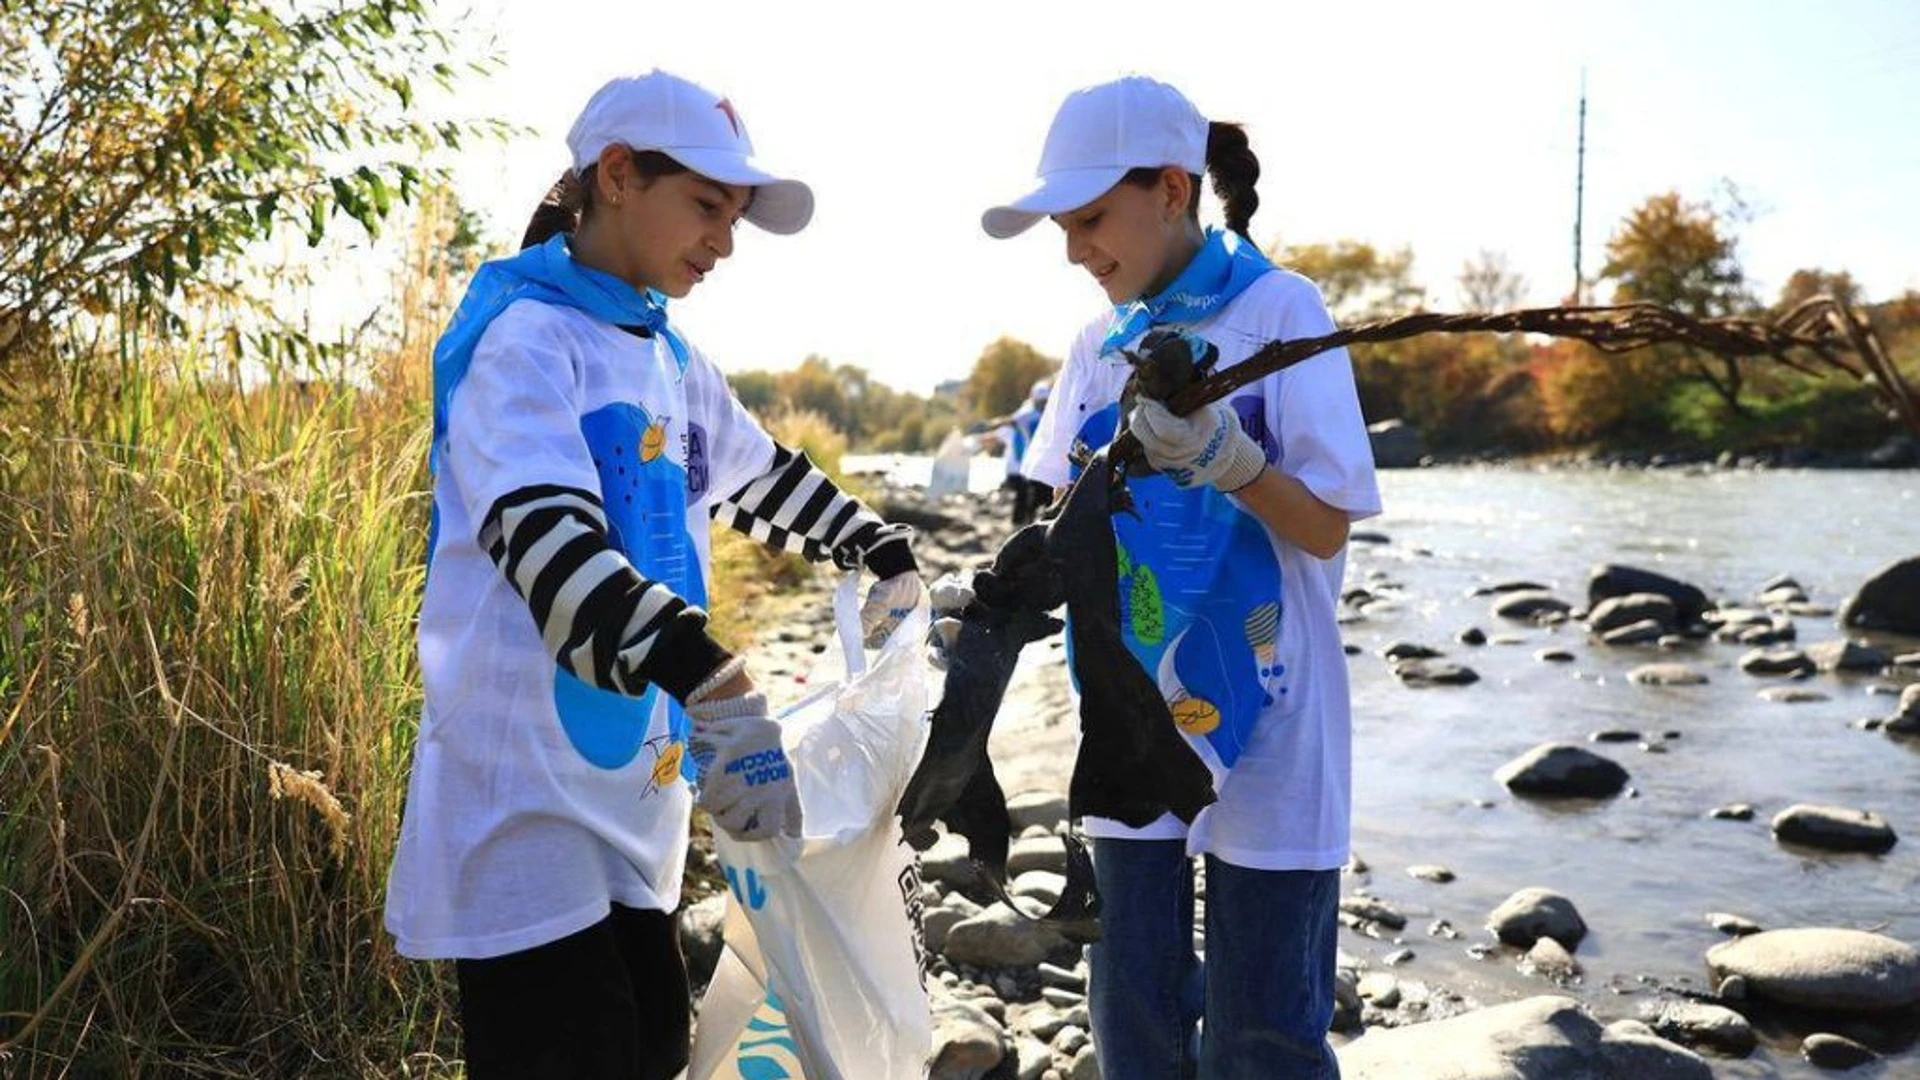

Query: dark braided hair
[1119,120,1261,241]
[518,149,690,250]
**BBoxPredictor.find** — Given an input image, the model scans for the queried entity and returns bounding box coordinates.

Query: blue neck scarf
[1099,228,1275,357]
[430,233,690,449]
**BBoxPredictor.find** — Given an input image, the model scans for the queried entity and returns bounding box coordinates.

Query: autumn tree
[966,336,1059,419]
[1774,267,1861,313]
[1270,239,1427,322]
[1457,249,1528,313]
[1598,190,1756,415]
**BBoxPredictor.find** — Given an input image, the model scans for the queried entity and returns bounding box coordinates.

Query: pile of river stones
[682,483,1920,1077]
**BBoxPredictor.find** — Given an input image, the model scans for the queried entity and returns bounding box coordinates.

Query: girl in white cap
[384,69,922,1079]
[983,75,1381,1079]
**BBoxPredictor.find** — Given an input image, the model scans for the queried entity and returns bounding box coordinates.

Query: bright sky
[415,0,1919,394]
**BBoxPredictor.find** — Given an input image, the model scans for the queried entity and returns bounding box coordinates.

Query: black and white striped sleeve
[480,483,729,702]
[708,443,918,580]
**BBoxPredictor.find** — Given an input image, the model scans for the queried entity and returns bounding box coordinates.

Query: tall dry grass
[0,199,847,1077]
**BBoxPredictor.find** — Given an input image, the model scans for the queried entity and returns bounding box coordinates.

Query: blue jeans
[1088,839,1341,1080]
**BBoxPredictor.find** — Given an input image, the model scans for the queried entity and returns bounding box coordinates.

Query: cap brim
[980,166,1127,239]
[664,147,815,235]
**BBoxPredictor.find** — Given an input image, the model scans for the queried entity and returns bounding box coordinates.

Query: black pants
[1009,475,1051,526]
[455,905,690,1080]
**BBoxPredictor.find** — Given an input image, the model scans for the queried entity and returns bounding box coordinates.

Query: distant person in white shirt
[384,69,922,1080]
[982,75,1381,1079]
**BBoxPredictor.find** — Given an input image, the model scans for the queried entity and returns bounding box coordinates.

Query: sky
[374,0,1920,394]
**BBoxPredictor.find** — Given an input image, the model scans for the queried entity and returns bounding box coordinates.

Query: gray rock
[929,993,1008,1079]
[1707,912,1764,937]
[1024,1006,1068,1041]
[1459,626,1489,646]
[944,903,1072,968]
[678,893,728,991]
[1589,593,1680,633]
[1381,640,1446,661]
[1524,936,1581,979]
[1337,995,1709,1079]
[1368,418,1427,469]
[1407,864,1456,884]
[1735,618,1798,646]
[1806,639,1892,674]
[1710,803,1756,821]
[1352,529,1392,545]
[1627,663,1709,687]
[922,832,982,891]
[1739,648,1817,677]
[1801,1032,1877,1070]
[1488,887,1588,950]
[1359,972,1402,1009]
[1497,743,1630,799]
[1007,835,1070,878]
[1840,556,1920,636]
[1494,590,1573,622]
[1757,686,1830,703]
[1644,1000,1757,1057]
[1590,564,1712,625]
[1067,1042,1100,1080]
[1012,871,1068,907]
[1008,791,1070,834]
[1889,684,1920,736]
[1771,804,1898,854]
[1040,987,1084,1009]
[1012,1036,1052,1080]
[1392,659,1481,687]
[1706,928,1920,1012]
[1591,729,1642,743]
[1037,962,1085,992]
[925,904,970,955]
[1053,1025,1088,1055]
[1340,895,1410,931]
[1601,619,1668,646]
[1536,648,1576,663]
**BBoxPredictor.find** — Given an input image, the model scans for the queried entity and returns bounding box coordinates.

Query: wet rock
[1407,864,1455,884]
[1627,663,1709,687]
[1706,928,1920,1012]
[1524,936,1581,979]
[1536,647,1576,663]
[1351,529,1392,544]
[1497,743,1630,798]
[1591,729,1642,743]
[1602,619,1668,646]
[1337,995,1708,1079]
[1368,419,1426,469]
[1888,684,1920,736]
[1358,972,1402,1009]
[1707,912,1764,937]
[1381,640,1445,661]
[1340,895,1409,931]
[1739,648,1817,677]
[1771,804,1898,854]
[1493,590,1573,621]
[1840,556,1920,636]
[1807,639,1893,674]
[1802,1032,1877,1070]
[1589,593,1680,633]
[1710,803,1756,821]
[1488,887,1588,950]
[1759,686,1830,703]
[1590,564,1712,625]
[1391,659,1480,687]
[1644,1000,1756,1057]
[1459,626,1489,646]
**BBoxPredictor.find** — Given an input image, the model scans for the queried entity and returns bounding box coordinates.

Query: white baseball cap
[982,75,1207,240]
[566,70,814,235]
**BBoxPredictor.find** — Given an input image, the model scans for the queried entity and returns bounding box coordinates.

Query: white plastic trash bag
[688,575,935,1080]
[925,429,972,500]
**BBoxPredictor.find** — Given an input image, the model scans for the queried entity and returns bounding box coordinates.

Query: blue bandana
[430,233,690,449]
[1099,228,1275,357]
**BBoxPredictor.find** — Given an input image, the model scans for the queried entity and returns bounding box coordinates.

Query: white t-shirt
[384,298,776,960]
[1021,268,1381,871]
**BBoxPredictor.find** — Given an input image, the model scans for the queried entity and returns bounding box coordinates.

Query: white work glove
[686,691,801,842]
[860,571,924,649]
[1128,397,1267,493]
[925,574,974,672]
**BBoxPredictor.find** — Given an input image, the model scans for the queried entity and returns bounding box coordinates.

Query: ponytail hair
[520,170,586,250]
[1204,121,1259,241]
[1119,121,1261,240]
[518,149,691,250]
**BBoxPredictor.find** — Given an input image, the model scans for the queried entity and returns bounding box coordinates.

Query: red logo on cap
[715,99,742,138]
